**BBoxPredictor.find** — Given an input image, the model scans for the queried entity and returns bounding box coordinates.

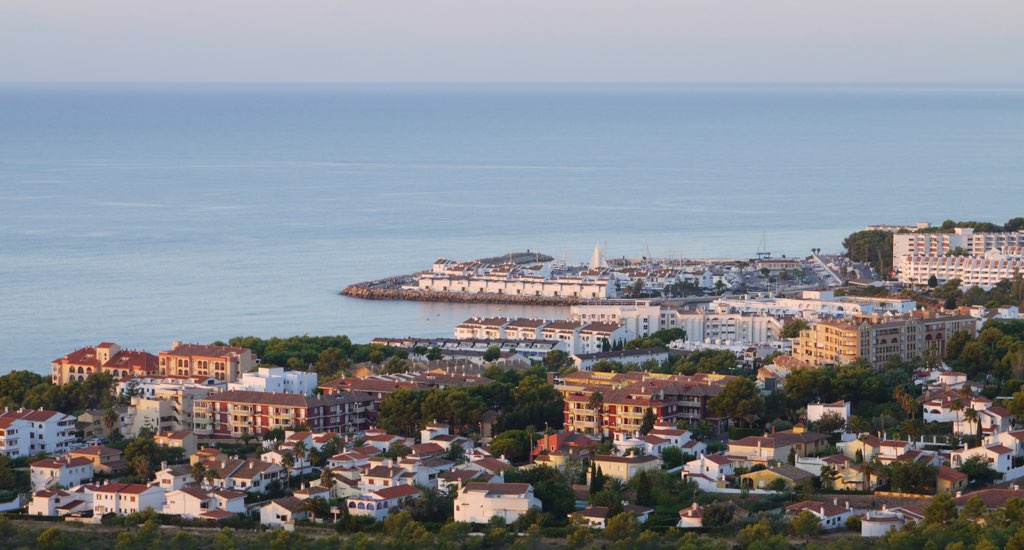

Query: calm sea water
[2,84,1023,373]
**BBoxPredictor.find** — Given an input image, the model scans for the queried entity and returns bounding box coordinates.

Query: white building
[893,227,1024,287]
[572,504,653,529]
[951,444,1014,474]
[861,505,925,537]
[30,456,94,491]
[0,408,77,458]
[346,484,422,521]
[28,488,92,517]
[807,401,851,424]
[92,482,166,516]
[786,500,852,530]
[453,483,542,524]
[229,367,318,395]
[260,496,308,527]
[571,301,664,338]
[162,487,246,519]
[573,348,670,371]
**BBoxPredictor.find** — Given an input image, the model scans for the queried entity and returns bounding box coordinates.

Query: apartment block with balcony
[193,390,372,439]
[792,312,977,369]
[158,341,257,383]
[0,408,77,458]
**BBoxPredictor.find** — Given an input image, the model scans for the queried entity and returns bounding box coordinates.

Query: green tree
[928,274,939,288]
[483,346,502,362]
[37,527,70,550]
[924,492,958,524]
[604,512,639,541]
[790,510,821,540]
[661,446,684,469]
[708,378,764,427]
[489,430,532,463]
[639,408,657,435]
[961,495,988,520]
[781,318,810,339]
[959,455,1002,486]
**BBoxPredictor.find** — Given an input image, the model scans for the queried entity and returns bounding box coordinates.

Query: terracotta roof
[199,390,361,408]
[370,484,422,500]
[937,466,968,482]
[954,488,1024,509]
[93,483,155,495]
[787,500,847,517]
[200,510,236,520]
[469,458,512,472]
[70,444,121,457]
[594,454,659,464]
[162,343,251,358]
[462,482,531,496]
[31,457,93,469]
[266,496,304,512]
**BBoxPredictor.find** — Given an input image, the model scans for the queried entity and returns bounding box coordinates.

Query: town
[4,219,1024,549]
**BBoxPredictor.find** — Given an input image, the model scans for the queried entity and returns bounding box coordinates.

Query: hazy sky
[2,0,1022,83]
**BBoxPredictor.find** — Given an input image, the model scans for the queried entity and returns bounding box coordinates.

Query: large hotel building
[893,228,1024,287]
[792,311,976,368]
[158,342,257,383]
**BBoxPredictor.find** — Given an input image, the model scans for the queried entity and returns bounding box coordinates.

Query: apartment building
[0,408,77,458]
[893,228,1024,286]
[158,341,257,383]
[897,249,1024,288]
[571,301,664,338]
[30,456,94,491]
[792,312,976,368]
[193,390,372,438]
[51,342,158,385]
[556,371,732,437]
[228,366,318,395]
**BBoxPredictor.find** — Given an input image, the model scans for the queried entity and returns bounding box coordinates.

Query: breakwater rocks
[341,284,588,306]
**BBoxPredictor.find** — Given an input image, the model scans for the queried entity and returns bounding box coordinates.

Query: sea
[2,83,1023,374]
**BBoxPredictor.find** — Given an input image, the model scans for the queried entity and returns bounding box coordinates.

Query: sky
[1,0,1022,83]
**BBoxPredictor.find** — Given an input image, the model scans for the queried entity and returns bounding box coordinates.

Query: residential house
[785,500,852,530]
[92,482,167,516]
[937,466,969,495]
[728,426,830,466]
[861,505,925,537]
[951,444,1015,474]
[69,445,125,474]
[807,401,850,424]
[28,488,91,517]
[453,483,542,524]
[829,464,885,491]
[155,430,198,457]
[260,496,308,527]
[154,463,195,491]
[346,484,422,521]
[677,503,705,529]
[589,455,660,483]
[741,465,815,491]
[571,504,653,529]
[30,456,93,491]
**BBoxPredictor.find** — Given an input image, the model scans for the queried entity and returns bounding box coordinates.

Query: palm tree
[308,447,321,469]
[319,467,335,496]
[281,451,295,489]
[132,456,151,480]
[587,392,604,436]
[192,462,207,486]
[293,441,308,474]
[204,466,220,488]
[298,496,330,524]
[103,406,119,437]
[951,399,965,430]
[964,408,980,441]
[860,460,878,491]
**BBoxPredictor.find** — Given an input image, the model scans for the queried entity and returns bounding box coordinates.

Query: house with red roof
[453,483,541,524]
[0,408,77,458]
[786,499,852,530]
[158,341,257,383]
[951,444,1015,474]
[346,484,423,521]
[30,456,93,491]
[92,481,166,516]
[28,488,91,517]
